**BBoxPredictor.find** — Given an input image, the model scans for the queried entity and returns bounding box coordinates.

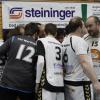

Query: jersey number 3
[55,46,61,60]
[16,44,35,63]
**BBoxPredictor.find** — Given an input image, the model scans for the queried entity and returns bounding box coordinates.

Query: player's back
[39,36,64,87]
[63,35,89,81]
[0,35,37,92]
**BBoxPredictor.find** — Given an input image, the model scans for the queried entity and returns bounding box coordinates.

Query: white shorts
[64,84,93,100]
[41,88,64,100]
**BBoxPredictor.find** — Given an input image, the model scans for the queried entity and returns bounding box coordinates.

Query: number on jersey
[55,46,61,60]
[16,44,35,63]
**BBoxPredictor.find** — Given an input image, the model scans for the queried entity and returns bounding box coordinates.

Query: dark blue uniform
[0,35,37,100]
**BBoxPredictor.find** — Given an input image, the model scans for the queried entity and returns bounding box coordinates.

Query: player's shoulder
[38,36,56,43]
[72,35,84,42]
[37,37,46,41]
[71,36,88,47]
[62,35,71,43]
[82,33,91,40]
[63,35,84,44]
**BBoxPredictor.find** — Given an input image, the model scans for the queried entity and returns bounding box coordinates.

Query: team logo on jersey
[9,7,23,19]
[91,49,100,62]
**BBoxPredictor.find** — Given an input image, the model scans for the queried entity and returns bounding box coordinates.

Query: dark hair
[67,17,83,33]
[25,22,38,36]
[56,28,65,37]
[45,23,57,36]
[35,23,41,35]
[7,26,24,40]
[65,24,72,35]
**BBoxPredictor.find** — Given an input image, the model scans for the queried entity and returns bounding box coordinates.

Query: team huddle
[0,16,99,100]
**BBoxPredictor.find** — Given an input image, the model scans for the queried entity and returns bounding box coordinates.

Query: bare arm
[35,55,44,93]
[79,54,100,93]
[36,55,44,84]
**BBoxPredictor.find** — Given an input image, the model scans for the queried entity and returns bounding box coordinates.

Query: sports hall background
[0,0,99,39]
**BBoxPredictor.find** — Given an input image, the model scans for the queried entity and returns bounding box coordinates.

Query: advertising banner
[2,1,82,29]
[87,3,100,19]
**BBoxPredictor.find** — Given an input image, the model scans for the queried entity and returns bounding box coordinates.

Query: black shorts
[0,87,36,100]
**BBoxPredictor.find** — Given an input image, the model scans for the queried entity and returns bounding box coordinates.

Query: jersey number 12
[16,44,35,63]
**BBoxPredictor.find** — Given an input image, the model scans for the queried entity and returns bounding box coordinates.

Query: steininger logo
[9,7,75,20]
[9,7,23,19]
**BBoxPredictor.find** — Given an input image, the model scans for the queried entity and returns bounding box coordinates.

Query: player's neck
[70,32,81,37]
[47,34,54,38]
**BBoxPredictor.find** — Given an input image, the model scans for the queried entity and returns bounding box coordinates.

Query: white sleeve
[36,55,44,83]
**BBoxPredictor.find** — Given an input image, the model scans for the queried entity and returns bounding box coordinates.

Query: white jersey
[38,36,64,87]
[0,39,4,81]
[84,34,100,79]
[62,35,91,81]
